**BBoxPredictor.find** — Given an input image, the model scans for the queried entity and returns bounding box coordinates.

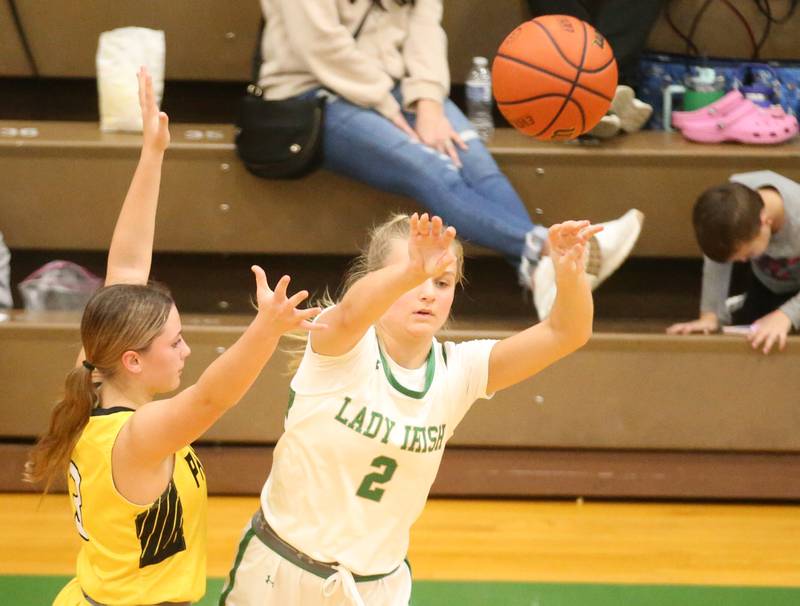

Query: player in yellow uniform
[24,67,322,606]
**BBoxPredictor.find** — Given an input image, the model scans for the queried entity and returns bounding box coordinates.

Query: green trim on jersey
[285,389,296,419]
[376,337,435,399]
[218,527,256,605]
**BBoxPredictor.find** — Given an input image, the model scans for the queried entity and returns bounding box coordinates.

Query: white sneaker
[585,209,645,290]
[611,85,653,133]
[533,209,645,319]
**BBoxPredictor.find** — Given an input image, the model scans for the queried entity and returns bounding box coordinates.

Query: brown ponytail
[24,365,97,492]
[24,283,173,492]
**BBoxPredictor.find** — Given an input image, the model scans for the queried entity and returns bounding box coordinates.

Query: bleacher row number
[0,127,39,138]
[184,129,225,141]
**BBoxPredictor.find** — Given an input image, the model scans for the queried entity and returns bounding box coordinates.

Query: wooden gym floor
[2,494,800,605]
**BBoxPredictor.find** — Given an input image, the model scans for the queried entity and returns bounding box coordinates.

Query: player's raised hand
[548,220,602,279]
[406,213,457,279]
[138,66,169,152]
[251,266,325,333]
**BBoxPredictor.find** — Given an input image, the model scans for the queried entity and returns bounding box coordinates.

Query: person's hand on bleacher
[138,66,170,153]
[748,309,791,355]
[666,312,719,336]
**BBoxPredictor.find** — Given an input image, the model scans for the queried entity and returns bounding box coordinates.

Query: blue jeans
[301,87,547,270]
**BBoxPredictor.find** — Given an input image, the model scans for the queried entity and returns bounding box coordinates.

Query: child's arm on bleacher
[748,300,795,355]
[666,312,719,335]
[667,256,729,335]
[104,66,168,287]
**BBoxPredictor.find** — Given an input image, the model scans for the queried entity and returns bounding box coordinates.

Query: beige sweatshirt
[258,0,450,119]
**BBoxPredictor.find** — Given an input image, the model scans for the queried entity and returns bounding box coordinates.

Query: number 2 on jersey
[356,456,397,502]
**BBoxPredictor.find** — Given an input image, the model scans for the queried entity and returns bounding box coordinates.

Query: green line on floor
[2,576,799,606]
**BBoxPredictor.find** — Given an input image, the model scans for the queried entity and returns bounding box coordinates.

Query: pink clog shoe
[672,90,790,130]
[677,92,798,144]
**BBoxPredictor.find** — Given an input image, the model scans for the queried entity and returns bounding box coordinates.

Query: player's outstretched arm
[117,267,323,467]
[76,68,168,369]
[486,221,598,394]
[105,66,169,287]
[312,213,456,357]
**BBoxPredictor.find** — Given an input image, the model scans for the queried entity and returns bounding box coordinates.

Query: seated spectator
[668,171,800,354]
[256,0,643,319]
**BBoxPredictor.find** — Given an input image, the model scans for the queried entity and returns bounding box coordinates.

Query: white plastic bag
[18,260,102,311]
[96,26,165,132]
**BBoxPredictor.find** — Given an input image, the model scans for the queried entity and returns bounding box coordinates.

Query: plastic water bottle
[465,56,494,141]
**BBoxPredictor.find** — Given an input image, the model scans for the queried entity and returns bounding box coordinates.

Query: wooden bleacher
[2,311,800,499]
[3,310,800,450]
[3,0,800,500]
[2,121,798,257]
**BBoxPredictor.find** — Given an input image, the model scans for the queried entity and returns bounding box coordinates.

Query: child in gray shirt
[668,170,800,354]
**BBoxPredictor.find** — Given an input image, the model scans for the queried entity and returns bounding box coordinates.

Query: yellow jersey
[54,406,207,605]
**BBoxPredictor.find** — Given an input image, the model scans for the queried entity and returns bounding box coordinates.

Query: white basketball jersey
[261,325,497,575]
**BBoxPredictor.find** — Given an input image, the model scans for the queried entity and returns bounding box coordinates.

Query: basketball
[492,15,618,140]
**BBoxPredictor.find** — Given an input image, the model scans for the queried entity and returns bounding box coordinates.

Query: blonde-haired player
[220,212,599,605]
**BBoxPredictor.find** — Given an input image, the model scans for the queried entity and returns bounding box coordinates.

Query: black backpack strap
[352,1,376,39]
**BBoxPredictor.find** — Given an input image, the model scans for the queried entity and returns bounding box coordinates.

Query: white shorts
[219,520,412,606]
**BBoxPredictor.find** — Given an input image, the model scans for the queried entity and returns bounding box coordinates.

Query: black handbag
[235,4,375,179]
[235,85,325,179]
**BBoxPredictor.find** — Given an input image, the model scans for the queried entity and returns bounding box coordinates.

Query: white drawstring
[321,564,366,606]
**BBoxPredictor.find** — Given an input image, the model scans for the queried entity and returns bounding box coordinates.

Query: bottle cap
[473,56,488,66]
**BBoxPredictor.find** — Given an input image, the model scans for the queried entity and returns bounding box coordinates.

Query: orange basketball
[492,15,618,141]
